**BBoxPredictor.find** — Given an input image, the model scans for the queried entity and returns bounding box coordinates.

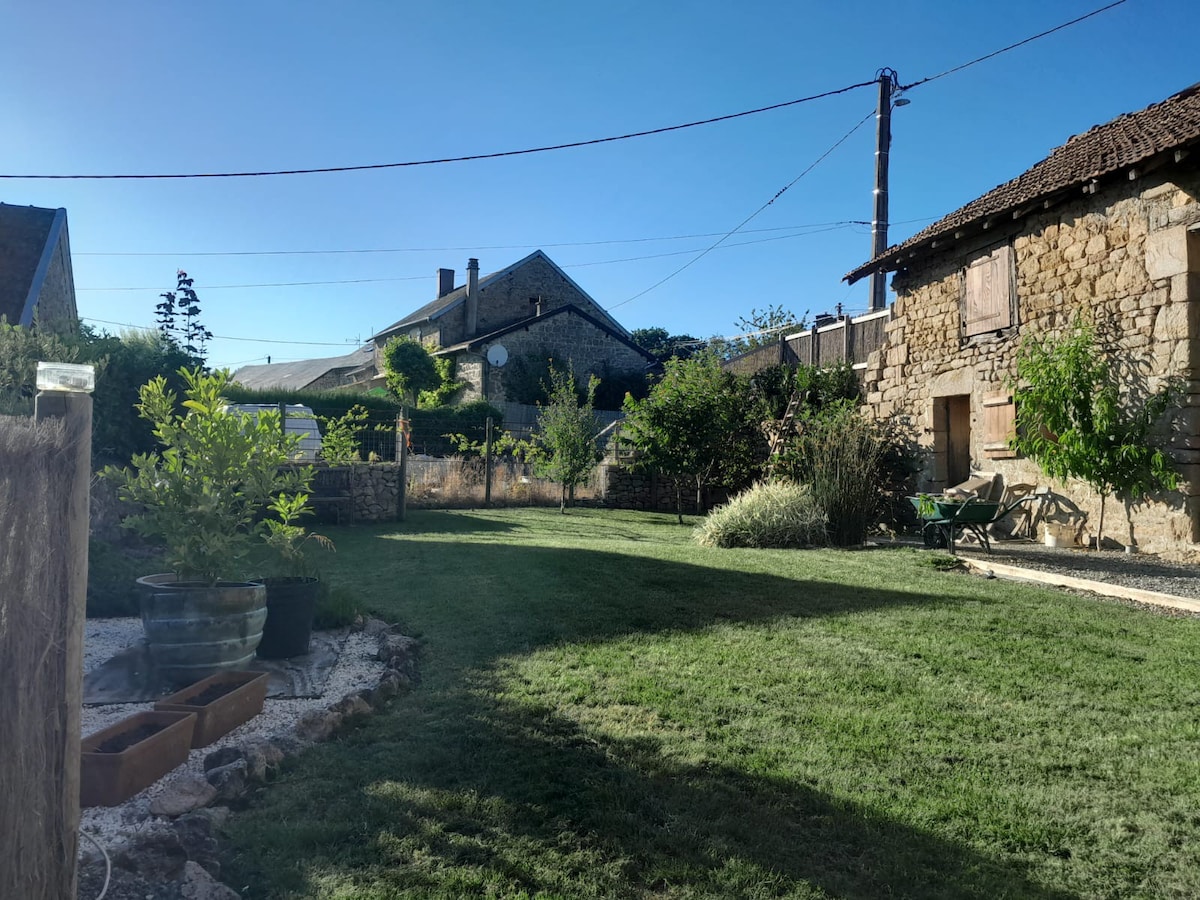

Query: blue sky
[4,0,1195,370]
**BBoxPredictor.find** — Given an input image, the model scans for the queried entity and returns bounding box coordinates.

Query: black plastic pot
[256,577,319,659]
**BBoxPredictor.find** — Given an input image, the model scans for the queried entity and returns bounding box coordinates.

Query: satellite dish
[486,344,509,367]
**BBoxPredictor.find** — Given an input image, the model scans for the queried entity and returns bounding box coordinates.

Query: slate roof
[0,204,64,325]
[845,82,1200,284]
[436,303,658,365]
[231,346,375,391]
[371,249,631,341]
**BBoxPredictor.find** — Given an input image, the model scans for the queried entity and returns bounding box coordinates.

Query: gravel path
[79,619,384,853]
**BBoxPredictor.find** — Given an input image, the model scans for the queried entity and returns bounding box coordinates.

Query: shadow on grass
[226,520,1077,897]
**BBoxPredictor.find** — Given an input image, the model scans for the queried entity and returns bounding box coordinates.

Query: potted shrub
[254,492,334,659]
[103,367,314,685]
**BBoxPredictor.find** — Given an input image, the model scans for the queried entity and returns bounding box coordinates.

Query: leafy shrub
[774,403,890,547]
[87,538,165,618]
[693,481,826,549]
[313,582,361,629]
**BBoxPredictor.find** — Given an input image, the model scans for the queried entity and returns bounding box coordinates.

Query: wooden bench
[307,467,353,525]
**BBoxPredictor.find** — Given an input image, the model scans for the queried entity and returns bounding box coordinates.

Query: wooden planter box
[80,710,196,807]
[154,670,270,748]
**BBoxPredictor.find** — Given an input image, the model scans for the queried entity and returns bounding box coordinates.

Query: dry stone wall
[862,170,1200,552]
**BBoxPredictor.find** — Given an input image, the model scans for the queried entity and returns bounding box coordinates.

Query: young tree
[630,326,701,362]
[1010,318,1178,548]
[157,270,213,363]
[382,336,442,404]
[531,364,602,513]
[621,351,743,523]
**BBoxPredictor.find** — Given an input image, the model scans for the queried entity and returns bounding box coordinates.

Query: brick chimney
[437,268,455,298]
[465,258,480,337]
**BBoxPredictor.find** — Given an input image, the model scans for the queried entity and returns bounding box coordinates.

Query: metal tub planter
[138,574,268,687]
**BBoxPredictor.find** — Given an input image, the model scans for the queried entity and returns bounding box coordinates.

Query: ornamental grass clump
[693,481,826,549]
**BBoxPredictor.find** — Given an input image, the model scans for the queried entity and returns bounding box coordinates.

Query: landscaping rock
[180,861,241,900]
[173,812,222,877]
[330,692,372,720]
[203,746,245,773]
[150,774,218,818]
[376,633,419,665]
[205,760,249,802]
[294,708,343,743]
[113,824,188,881]
[362,617,393,636]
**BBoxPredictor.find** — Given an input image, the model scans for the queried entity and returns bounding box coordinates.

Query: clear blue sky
[4,0,1195,370]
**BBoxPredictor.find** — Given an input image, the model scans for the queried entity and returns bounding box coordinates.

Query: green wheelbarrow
[908,494,1040,555]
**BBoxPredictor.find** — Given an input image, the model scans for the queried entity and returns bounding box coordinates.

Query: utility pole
[870,68,901,311]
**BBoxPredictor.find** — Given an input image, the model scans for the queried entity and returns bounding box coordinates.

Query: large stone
[150,774,218,818]
[206,760,249,802]
[1146,226,1191,280]
[180,861,241,900]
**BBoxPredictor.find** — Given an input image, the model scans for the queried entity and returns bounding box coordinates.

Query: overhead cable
[609,109,876,311]
[1,82,875,181]
[901,0,1130,90]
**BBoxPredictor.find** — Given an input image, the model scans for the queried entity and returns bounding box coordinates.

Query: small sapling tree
[1010,318,1178,548]
[382,336,442,404]
[531,364,602,513]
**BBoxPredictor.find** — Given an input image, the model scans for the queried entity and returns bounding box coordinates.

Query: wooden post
[396,412,408,522]
[33,387,92,900]
[484,416,494,507]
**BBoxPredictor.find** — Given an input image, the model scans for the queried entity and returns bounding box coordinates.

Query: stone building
[845,83,1200,553]
[370,250,656,407]
[0,204,78,332]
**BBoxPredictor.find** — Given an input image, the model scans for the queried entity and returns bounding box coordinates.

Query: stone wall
[862,169,1200,552]
[481,313,650,404]
[596,463,716,514]
[347,464,403,522]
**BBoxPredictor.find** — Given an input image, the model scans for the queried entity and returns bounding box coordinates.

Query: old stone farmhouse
[370,250,656,407]
[845,82,1200,553]
[0,203,78,332]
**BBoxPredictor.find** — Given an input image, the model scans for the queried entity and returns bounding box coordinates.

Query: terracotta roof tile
[845,83,1200,283]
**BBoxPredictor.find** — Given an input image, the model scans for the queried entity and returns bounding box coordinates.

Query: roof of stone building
[231,346,375,391]
[372,249,631,341]
[845,82,1200,284]
[435,303,658,365]
[0,204,61,325]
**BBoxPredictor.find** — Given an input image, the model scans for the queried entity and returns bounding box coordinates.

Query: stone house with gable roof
[370,249,657,407]
[0,204,78,332]
[845,83,1200,553]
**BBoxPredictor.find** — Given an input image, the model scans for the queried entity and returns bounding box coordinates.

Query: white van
[225,403,323,461]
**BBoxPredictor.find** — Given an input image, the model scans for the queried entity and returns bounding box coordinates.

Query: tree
[721,305,806,358]
[531,364,602,513]
[1010,318,1178,548]
[630,326,701,362]
[157,270,213,363]
[621,351,744,523]
[382,336,441,404]
[0,318,79,414]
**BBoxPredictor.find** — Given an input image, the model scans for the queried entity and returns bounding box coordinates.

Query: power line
[901,0,1130,90]
[75,226,870,292]
[609,109,876,311]
[80,316,361,347]
[2,81,876,181]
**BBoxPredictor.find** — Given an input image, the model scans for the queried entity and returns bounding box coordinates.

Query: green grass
[223,508,1200,899]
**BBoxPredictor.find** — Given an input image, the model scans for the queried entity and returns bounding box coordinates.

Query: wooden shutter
[963,246,1013,337]
[981,392,1017,459]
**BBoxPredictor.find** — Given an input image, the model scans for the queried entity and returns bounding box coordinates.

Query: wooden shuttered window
[962,245,1014,338]
[981,392,1017,459]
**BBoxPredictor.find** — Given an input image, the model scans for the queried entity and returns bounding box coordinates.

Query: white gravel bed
[79,618,384,851]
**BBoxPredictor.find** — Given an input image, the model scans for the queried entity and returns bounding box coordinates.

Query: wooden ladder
[767,390,803,458]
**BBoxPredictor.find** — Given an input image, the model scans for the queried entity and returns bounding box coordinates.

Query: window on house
[981,391,1017,459]
[962,245,1015,338]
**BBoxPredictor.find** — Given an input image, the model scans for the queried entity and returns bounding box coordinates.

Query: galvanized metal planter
[137,575,267,686]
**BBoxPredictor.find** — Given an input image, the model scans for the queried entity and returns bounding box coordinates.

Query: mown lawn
[223,508,1200,899]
